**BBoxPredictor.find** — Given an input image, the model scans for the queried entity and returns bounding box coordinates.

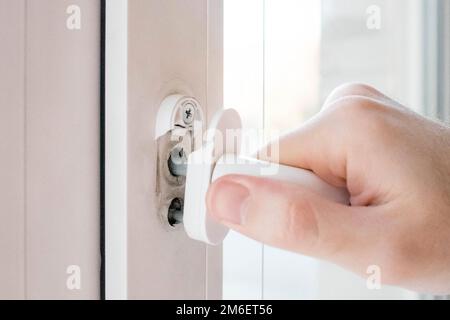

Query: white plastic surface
[183,108,349,245]
[213,155,349,204]
[154,94,203,140]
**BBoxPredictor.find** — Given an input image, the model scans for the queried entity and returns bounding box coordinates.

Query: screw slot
[168,198,184,226]
[182,102,196,125]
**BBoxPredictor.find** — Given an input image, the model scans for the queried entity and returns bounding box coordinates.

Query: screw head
[182,102,195,125]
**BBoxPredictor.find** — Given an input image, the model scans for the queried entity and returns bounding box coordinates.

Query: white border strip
[105,0,128,300]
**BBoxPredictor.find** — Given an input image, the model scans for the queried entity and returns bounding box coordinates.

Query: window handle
[181,109,350,245]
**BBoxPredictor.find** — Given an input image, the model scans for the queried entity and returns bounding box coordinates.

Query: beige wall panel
[26,0,100,299]
[0,0,26,300]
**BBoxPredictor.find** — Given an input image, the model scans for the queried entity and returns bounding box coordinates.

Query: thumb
[206,174,375,259]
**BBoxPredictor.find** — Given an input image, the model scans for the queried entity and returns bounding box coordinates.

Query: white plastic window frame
[104,0,128,300]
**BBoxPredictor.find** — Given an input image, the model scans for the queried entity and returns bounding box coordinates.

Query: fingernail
[207,179,250,225]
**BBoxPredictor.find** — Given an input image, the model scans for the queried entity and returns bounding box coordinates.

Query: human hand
[206,83,450,294]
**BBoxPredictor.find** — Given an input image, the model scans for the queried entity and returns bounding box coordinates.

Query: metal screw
[182,102,195,125]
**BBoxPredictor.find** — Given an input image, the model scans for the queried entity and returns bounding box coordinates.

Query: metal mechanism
[168,147,188,178]
[167,198,184,226]
[166,148,188,225]
[155,94,203,229]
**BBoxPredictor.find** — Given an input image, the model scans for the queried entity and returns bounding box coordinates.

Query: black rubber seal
[100,0,106,301]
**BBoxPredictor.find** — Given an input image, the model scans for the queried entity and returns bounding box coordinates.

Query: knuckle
[326,83,379,104]
[328,96,394,138]
[330,95,380,115]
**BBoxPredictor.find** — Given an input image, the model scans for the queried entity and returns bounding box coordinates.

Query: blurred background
[223,0,450,299]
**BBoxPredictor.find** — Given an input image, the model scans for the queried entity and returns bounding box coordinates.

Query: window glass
[224,0,425,299]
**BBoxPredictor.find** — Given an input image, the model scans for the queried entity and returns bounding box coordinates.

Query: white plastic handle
[182,108,349,245]
[213,154,349,204]
[184,152,349,246]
